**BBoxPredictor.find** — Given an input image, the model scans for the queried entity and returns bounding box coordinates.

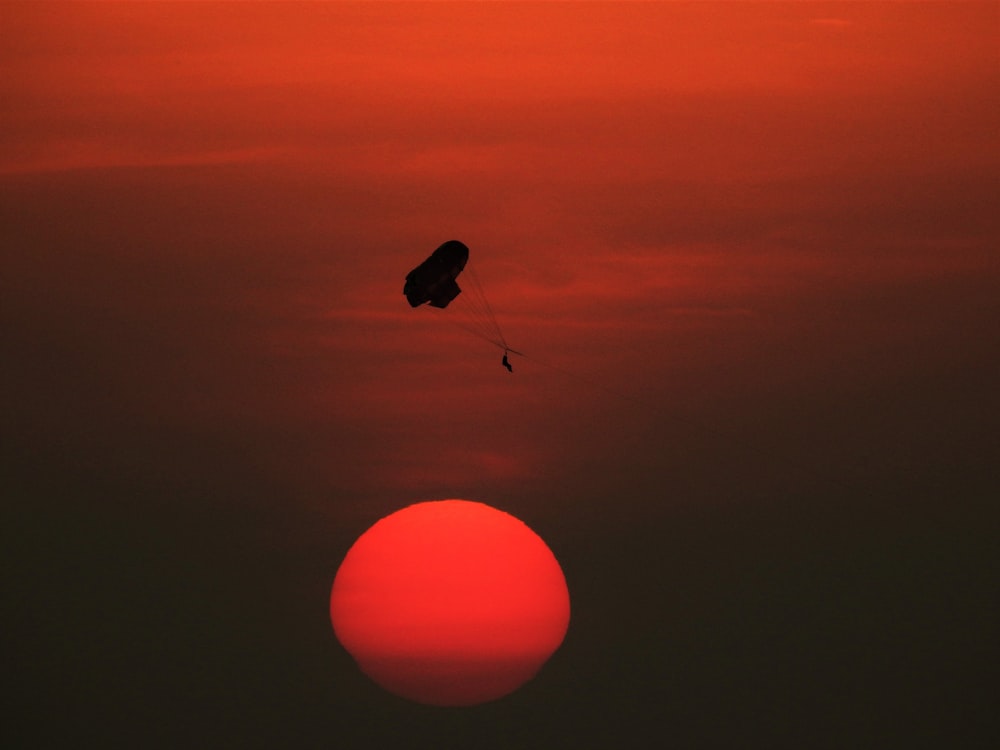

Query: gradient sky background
[3,2,998,748]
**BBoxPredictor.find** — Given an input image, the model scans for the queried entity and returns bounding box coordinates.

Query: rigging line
[456,293,503,344]
[455,276,496,336]
[444,317,506,349]
[458,280,493,326]
[440,302,506,349]
[465,262,508,350]
[459,284,501,347]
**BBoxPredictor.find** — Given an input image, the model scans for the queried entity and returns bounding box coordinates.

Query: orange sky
[4,3,998,745]
[7,1,996,517]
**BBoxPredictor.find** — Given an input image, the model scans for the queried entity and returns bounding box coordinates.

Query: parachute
[404,240,469,309]
[404,240,514,355]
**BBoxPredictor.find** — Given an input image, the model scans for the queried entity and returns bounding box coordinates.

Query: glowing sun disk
[330,499,570,706]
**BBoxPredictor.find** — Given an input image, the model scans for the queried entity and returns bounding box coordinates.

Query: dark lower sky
[4,3,998,748]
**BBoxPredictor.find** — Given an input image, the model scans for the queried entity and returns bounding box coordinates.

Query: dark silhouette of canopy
[404,240,517,364]
[403,240,469,308]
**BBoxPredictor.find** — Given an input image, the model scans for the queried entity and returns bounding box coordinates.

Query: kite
[403,240,518,367]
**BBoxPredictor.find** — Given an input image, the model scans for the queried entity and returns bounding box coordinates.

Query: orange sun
[330,499,570,706]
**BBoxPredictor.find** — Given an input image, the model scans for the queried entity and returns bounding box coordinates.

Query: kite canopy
[403,240,513,354]
[403,240,469,308]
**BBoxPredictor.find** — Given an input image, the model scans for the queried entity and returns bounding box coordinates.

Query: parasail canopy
[403,240,513,354]
[403,240,469,309]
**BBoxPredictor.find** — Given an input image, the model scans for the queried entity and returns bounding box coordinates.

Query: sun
[330,499,570,706]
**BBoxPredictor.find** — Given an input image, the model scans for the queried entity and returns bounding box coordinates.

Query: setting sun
[330,500,570,706]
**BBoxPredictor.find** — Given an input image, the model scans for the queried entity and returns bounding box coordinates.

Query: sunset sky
[4,2,998,747]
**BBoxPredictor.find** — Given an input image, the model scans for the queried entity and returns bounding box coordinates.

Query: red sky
[4,2,998,747]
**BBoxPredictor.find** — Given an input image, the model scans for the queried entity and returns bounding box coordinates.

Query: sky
[3,2,998,747]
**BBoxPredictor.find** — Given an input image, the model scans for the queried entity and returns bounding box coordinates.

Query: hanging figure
[502,352,513,373]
